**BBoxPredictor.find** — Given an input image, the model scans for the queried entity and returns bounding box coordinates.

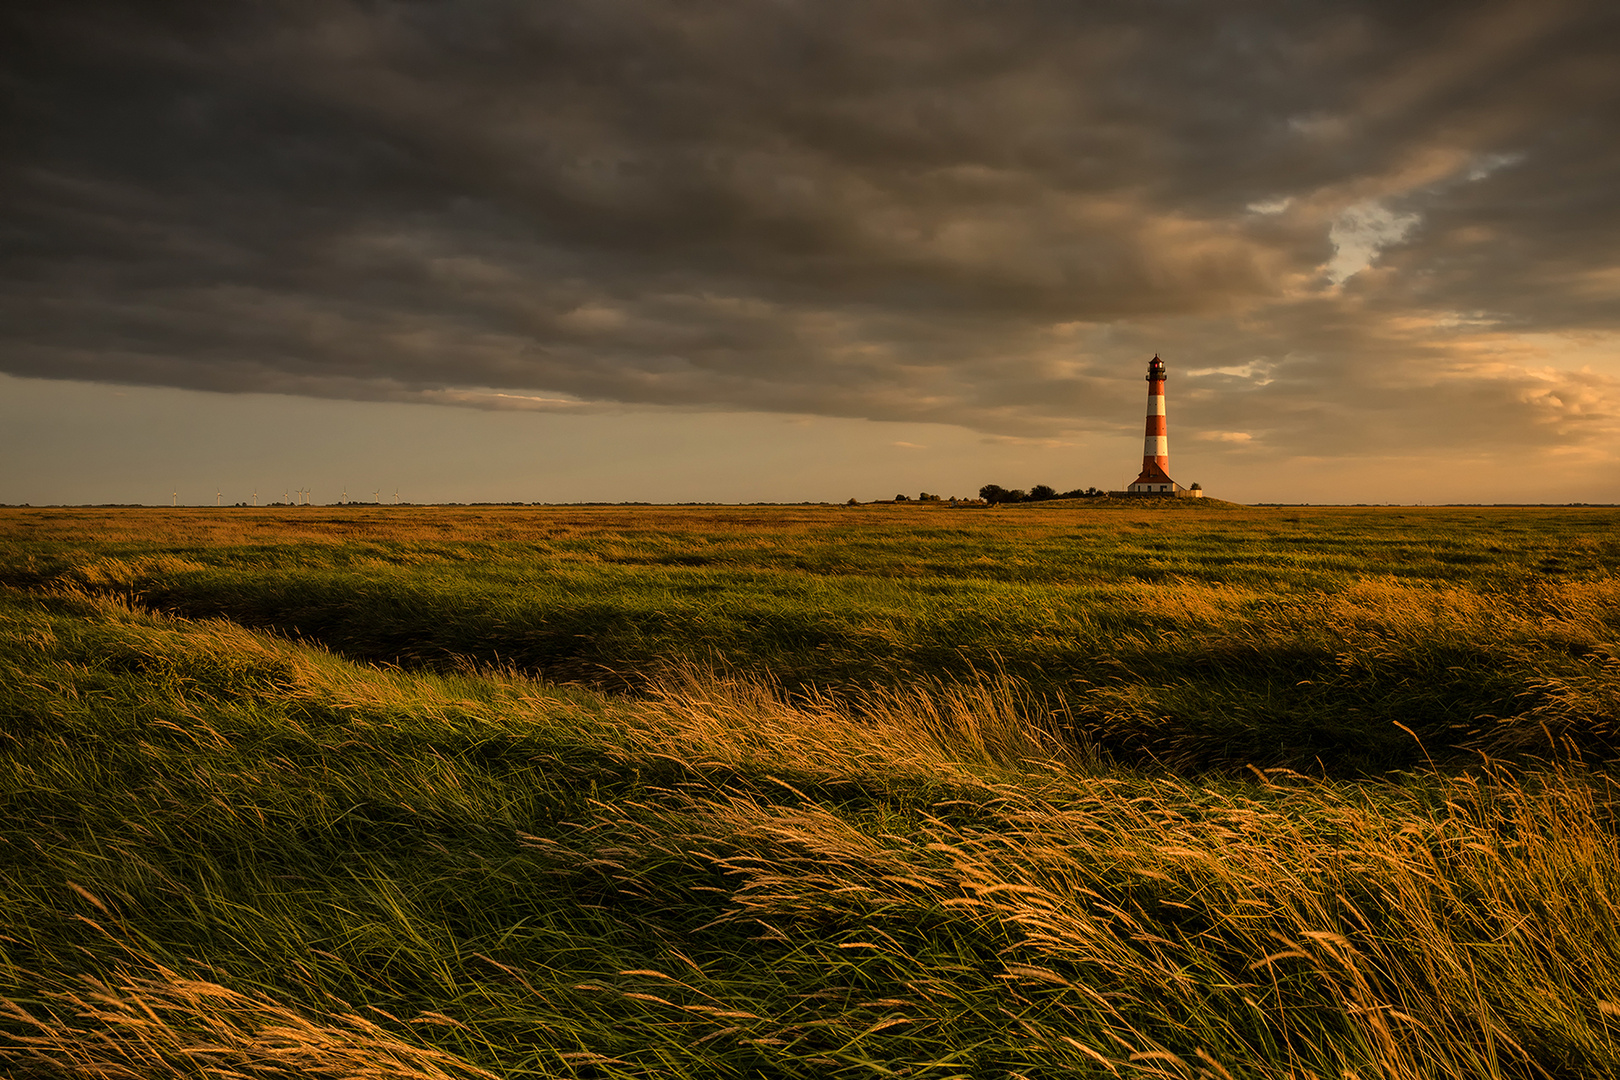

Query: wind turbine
[393,489,400,504]
[373,490,380,504]
[216,490,223,506]
[251,491,258,507]
[341,488,347,505]
[171,491,178,507]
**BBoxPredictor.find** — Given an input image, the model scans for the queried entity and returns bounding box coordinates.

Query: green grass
[3,503,1618,773]
[3,504,1620,1077]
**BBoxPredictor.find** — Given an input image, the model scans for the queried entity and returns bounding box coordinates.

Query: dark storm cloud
[3,0,1619,457]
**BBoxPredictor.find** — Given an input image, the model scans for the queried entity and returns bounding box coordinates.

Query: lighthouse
[1127,355,1193,495]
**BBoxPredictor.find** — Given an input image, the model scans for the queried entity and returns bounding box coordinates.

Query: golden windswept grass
[4,504,1620,1076]
[4,588,1620,1076]
[2,961,500,1080]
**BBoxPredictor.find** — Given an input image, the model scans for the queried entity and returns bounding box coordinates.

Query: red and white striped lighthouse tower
[1127,354,1180,494]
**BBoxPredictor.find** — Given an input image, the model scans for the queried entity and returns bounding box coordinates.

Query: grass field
[3,502,1620,1077]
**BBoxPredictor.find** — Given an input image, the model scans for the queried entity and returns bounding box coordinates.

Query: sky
[3,0,1619,505]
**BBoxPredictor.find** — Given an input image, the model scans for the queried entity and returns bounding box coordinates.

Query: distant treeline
[882,485,1106,505]
[978,483,1104,503]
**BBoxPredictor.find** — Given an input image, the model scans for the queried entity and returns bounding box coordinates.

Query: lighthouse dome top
[1147,354,1166,380]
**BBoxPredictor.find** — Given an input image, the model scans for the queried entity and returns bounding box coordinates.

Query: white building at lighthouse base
[1122,459,1203,496]
[1118,476,1204,497]
[1121,482,1203,497]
